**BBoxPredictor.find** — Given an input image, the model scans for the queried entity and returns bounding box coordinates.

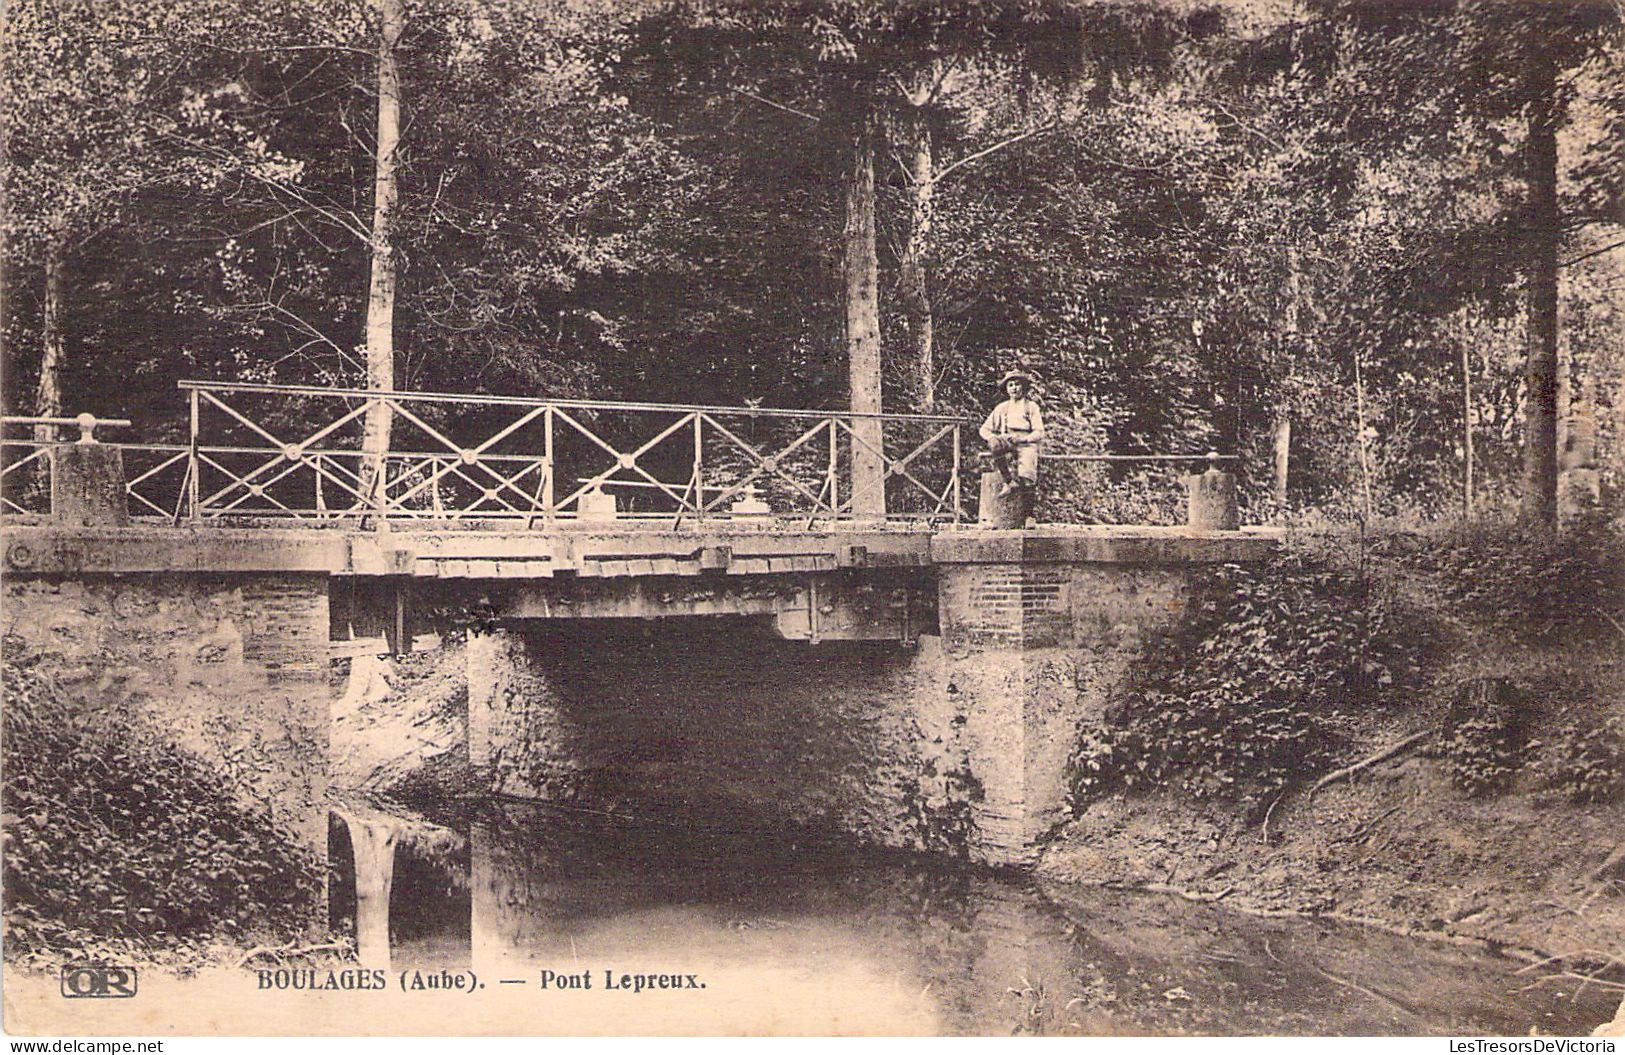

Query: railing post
[542,405,555,522]
[692,412,703,523]
[1185,453,1239,531]
[952,423,963,525]
[368,395,385,524]
[188,388,201,522]
[827,417,839,519]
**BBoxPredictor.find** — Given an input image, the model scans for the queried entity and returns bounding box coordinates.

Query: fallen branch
[1261,791,1287,846]
[1309,730,1433,799]
[234,940,347,969]
[1589,842,1625,883]
[1141,882,1235,903]
[1515,949,1625,977]
[1269,937,1419,1016]
[1312,962,1420,1017]
[1350,805,1403,844]
[1518,972,1625,997]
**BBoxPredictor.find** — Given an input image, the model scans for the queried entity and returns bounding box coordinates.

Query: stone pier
[931,529,1269,864]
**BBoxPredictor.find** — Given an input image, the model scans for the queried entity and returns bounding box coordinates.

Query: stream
[332,800,1616,1036]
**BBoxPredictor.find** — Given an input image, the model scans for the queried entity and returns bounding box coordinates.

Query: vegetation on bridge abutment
[3,0,1620,530]
[1047,517,1625,973]
[1,659,330,973]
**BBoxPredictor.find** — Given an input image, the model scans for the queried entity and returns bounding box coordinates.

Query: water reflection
[334,809,399,971]
[333,802,1612,1036]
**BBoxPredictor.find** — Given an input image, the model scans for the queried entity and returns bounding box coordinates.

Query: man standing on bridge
[980,368,1045,529]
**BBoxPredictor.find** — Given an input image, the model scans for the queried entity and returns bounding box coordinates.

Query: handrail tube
[177,379,967,424]
[2,415,133,428]
[7,441,570,465]
[1045,453,1238,462]
[6,438,1240,465]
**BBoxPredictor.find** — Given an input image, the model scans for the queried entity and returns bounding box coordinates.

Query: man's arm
[979,405,1003,445]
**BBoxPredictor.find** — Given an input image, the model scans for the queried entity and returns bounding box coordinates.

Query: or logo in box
[60,964,138,998]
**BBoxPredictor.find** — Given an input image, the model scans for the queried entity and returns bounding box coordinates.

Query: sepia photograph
[1,0,1622,1039]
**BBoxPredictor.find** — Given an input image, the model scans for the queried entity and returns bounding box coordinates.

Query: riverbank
[0,659,333,976]
[1038,750,1624,966]
[1038,524,1625,1023]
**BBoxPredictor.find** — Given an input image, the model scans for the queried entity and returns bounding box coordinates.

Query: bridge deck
[1,521,1279,578]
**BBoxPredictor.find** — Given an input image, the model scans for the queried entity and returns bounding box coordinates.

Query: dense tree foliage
[3,0,1620,523]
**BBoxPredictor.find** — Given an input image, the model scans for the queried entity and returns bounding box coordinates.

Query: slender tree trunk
[1353,347,1373,522]
[360,0,403,512]
[33,239,66,444]
[28,239,67,502]
[1617,348,1625,492]
[1462,342,1475,519]
[0,225,9,391]
[1271,246,1301,513]
[1521,53,1560,529]
[1271,417,1290,509]
[899,114,936,411]
[844,102,885,518]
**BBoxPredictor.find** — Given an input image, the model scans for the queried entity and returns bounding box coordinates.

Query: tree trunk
[1353,347,1373,522]
[34,239,66,444]
[1272,245,1300,513]
[1271,416,1290,509]
[844,104,885,519]
[1617,348,1625,496]
[360,0,403,512]
[1521,53,1560,529]
[1462,341,1475,519]
[899,115,936,411]
[28,239,67,503]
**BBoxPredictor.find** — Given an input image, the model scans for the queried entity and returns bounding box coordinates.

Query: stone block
[978,471,1023,529]
[1184,467,1238,530]
[50,443,130,527]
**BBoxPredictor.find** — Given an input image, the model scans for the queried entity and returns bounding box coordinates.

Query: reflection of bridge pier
[334,810,399,971]
[469,816,557,974]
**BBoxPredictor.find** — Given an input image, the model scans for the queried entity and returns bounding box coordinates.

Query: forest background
[4,0,1622,527]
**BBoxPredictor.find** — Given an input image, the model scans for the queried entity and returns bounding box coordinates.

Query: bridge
[1,382,1276,873]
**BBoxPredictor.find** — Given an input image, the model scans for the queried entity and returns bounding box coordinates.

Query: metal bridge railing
[168,381,966,525]
[3,387,1243,528]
